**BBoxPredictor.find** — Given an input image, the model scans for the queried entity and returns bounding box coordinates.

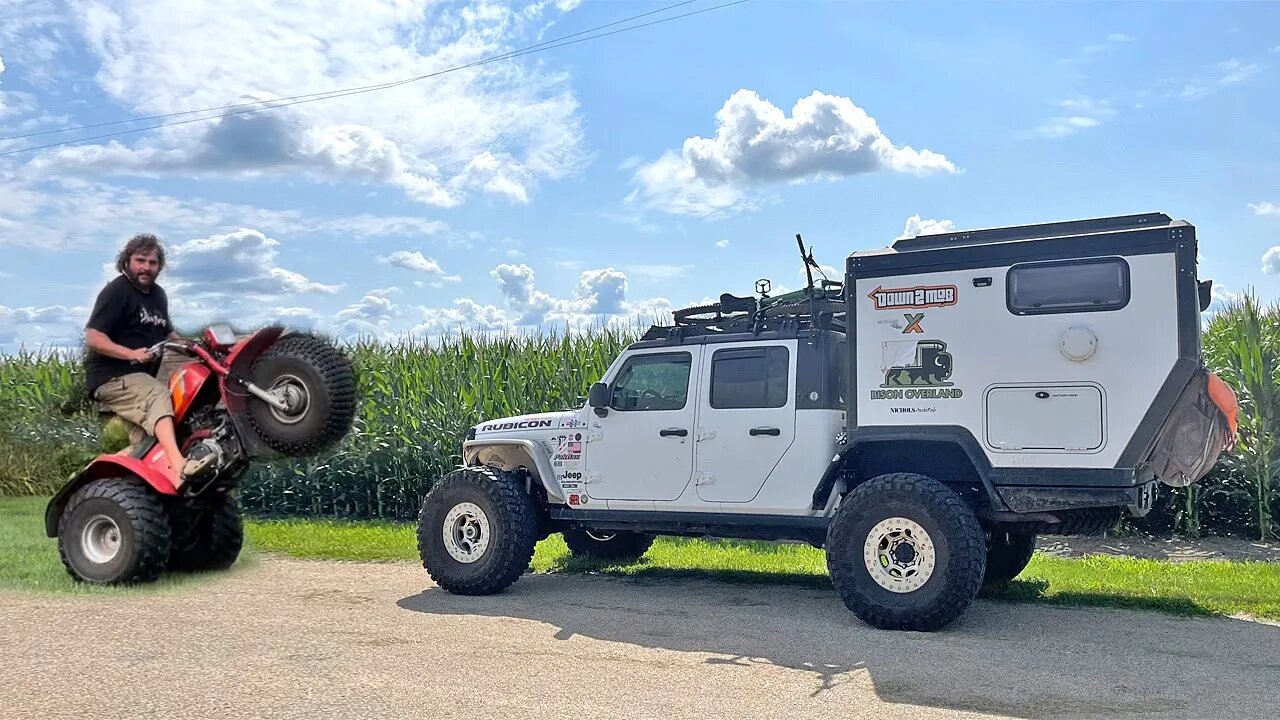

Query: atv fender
[45,455,178,537]
[462,439,565,504]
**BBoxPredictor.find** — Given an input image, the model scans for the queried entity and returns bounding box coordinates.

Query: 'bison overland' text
[871,387,963,399]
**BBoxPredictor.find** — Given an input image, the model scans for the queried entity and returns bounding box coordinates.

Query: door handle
[659,427,688,437]
[749,427,781,436]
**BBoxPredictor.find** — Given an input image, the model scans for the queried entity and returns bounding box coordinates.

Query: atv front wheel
[417,467,539,595]
[169,493,244,572]
[57,477,171,585]
[563,529,654,562]
[247,333,357,456]
[825,473,986,631]
[982,531,1036,587]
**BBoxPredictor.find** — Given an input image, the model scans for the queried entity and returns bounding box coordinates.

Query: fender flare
[44,450,177,537]
[462,439,565,504]
[810,426,1009,513]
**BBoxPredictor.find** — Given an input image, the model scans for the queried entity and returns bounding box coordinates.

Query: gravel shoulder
[3,555,1280,720]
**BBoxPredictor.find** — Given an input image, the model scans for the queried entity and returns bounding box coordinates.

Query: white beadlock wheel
[584,530,617,542]
[442,502,491,564]
[863,516,937,593]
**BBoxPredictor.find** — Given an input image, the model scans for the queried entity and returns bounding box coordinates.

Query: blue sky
[0,0,1277,352]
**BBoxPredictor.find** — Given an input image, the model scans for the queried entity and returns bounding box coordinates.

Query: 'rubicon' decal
[478,418,555,432]
[868,284,958,311]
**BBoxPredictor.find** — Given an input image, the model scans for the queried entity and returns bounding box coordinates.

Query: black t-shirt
[84,274,174,392]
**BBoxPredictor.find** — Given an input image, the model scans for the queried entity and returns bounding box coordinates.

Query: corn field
[2,303,1278,537]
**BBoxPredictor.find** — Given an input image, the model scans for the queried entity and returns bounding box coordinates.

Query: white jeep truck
[416,212,1239,631]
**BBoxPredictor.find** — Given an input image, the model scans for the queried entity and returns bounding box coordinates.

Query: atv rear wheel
[825,473,986,631]
[57,476,171,585]
[982,531,1036,587]
[169,493,244,572]
[417,467,539,595]
[563,529,654,562]
[247,333,356,456]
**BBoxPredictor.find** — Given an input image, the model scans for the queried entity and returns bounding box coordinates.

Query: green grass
[5,495,1279,621]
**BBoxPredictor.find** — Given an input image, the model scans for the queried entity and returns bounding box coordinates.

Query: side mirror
[1198,279,1213,313]
[588,382,610,417]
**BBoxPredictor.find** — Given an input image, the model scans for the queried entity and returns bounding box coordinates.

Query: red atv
[44,323,357,585]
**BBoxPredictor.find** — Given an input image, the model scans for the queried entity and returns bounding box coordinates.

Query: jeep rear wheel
[563,529,654,562]
[57,476,171,585]
[982,531,1036,587]
[417,467,538,595]
[826,473,986,631]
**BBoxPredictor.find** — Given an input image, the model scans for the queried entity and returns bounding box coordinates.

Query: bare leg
[153,416,187,487]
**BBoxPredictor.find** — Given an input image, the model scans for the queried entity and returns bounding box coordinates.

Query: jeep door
[583,349,700,503]
[694,341,796,503]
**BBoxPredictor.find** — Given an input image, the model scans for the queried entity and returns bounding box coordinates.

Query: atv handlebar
[131,338,197,364]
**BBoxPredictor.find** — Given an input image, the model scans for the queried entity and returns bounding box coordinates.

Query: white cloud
[1181,58,1264,98]
[897,215,956,239]
[0,175,453,249]
[487,262,667,328]
[1249,201,1279,216]
[1263,246,1280,275]
[625,264,692,281]
[333,287,402,339]
[716,239,730,249]
[576,267,627,314]
[381,250,460,283]
[20,0,586,208]
[165,228,342,301]
[412,298,511,338]
[1107,33,1136,43]
[0,303,89,352]
[628,89,956,218]
[1032,97,1114,139]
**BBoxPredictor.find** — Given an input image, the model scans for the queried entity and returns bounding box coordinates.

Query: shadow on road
[397,568,1280,719]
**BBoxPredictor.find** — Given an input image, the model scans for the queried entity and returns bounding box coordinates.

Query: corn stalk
[1203,291,1280,541]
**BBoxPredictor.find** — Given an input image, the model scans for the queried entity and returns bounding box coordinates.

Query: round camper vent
[1060,326,1098,362]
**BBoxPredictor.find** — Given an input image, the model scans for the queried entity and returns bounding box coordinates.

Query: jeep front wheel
[563,529,654,562]
[825,473,986,631]
[417,467,538,595]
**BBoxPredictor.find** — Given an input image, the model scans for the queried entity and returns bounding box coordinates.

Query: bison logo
[882,340,954,387]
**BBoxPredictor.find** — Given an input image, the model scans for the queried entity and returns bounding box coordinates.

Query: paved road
[3,556,1278,720]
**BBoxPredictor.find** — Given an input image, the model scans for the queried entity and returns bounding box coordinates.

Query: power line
[0,0,748,158]
[1,0,702,143]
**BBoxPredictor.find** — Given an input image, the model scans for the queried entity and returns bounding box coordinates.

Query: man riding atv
[83,233,214,490]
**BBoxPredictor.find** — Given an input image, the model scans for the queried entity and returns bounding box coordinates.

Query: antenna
[797,233,815,294]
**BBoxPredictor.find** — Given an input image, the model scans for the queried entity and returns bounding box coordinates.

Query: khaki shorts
[94,372,175,447]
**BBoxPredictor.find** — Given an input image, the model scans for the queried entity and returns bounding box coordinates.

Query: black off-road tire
[169,493,244,572]
[563,529,655,562]
[825,473,986,632]
[417,466,539,595]
[982,531,1037,587]
[1052,507,1123,536]
[248,333,357,456]
[57,477,171,585]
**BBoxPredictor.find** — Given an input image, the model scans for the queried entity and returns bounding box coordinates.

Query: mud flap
[1145,368,1233,488]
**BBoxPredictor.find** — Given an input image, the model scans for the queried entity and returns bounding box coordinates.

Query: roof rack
[891,212,1178,253]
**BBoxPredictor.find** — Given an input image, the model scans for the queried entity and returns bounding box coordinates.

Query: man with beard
[83,233,214,490]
